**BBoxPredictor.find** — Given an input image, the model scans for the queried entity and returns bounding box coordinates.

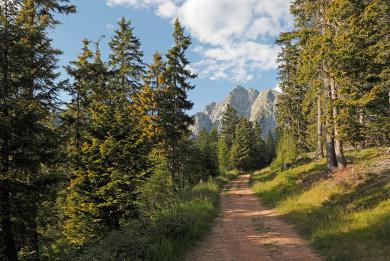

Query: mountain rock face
[191,86,279,136]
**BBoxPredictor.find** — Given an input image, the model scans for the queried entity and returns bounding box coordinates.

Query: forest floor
[185,174,320,261]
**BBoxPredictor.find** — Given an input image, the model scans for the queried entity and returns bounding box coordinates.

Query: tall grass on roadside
[251,147,390,261]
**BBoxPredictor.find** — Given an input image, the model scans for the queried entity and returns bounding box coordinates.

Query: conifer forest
[0,0,389,260]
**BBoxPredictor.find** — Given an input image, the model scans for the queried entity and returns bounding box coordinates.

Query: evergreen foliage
[230,118,256,171]
[61,16,159,247]
[217,107,272,172]
[274,0,390,170]
[0,1,75,259]
[1,0,388,260]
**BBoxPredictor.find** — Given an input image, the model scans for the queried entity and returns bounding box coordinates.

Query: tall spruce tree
[160,19,197,189]
[0,0,74,259]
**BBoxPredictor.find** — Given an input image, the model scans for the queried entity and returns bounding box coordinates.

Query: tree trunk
[320,10,337,171]
[325,117,338,171]
[358,107,365,150]
[0,183,18,261]
[317,95,324,158]
[27,185,41,261]
[323,76,337,171]
[330,78,347,169]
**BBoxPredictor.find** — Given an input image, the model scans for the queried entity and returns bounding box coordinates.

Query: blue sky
[52,0,291,113]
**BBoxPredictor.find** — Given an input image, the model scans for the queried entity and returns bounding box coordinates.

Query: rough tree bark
[330,78,347,169]
[324,77,338,171]
[317,95,324,158]
[319,6,337,171]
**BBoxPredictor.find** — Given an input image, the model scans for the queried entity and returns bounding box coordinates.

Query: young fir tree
[0,1,74,259]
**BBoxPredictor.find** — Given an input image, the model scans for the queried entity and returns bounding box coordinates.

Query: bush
[271,131,299,169]
[137,155,175,217]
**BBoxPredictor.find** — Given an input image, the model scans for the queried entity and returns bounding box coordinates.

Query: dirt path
[186,174,321,261]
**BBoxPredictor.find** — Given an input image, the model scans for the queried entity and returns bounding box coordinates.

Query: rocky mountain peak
[191,86,279,136]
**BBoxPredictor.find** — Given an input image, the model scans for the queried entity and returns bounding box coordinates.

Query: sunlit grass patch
[251,147,390,261]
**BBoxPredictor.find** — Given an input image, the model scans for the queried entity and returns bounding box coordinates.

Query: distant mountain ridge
[191,86,280,136]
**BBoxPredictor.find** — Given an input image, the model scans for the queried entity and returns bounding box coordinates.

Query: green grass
[72,170,240,261]
[251,147,390,261]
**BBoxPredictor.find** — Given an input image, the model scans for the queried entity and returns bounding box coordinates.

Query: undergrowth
[70,170,240,261]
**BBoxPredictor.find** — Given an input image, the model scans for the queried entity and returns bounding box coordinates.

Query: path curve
[186,174,321,261]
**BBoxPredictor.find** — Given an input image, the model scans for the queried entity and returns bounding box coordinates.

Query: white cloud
[193,42,280,82]
[106,0,292,82]
[156,1,178,18]
[273,83,282,93]
[106,23,115,30]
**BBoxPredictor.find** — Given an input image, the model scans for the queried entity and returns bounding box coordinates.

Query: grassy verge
[251,147,390,261]
[72,170,240,261]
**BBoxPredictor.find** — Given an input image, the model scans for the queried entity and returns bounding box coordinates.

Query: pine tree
[134,52,166,143]
[63,36,150,245]
[230,118,256,171]
[0,1,75,259]
[289,0,343,170]
[209,127,219,173]
[196,129,219,178]
[273,130,299,169]
[265,131,277,165]
[220,105,240,149]
[217,136,230,172]
[62,40,104,245]
[253,122,267,169]
[327,0,390,146]
[109,17,145,95]
[277,32,308,167]
[159,19,197,189]
[276,32,308,163]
